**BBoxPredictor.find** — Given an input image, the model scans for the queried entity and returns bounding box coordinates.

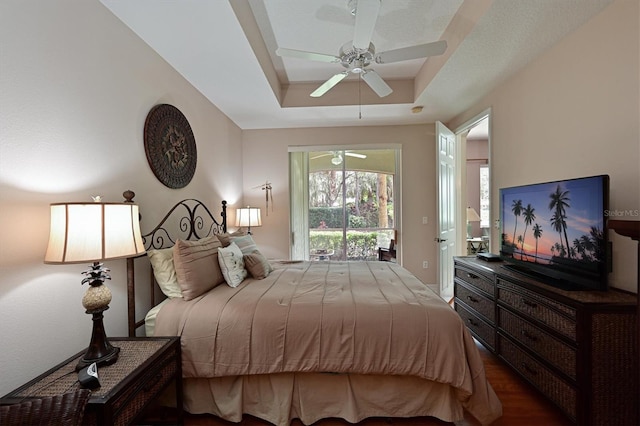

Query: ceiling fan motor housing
[339,41,375,71]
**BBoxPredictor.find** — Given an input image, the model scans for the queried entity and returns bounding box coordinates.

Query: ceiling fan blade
[352,0,381,50]
[375,40,447,64]
[310,153,332,160]
[345,152,367,159]
[361,70,392,97]
[276,47,339,64]
[310,72,349,97]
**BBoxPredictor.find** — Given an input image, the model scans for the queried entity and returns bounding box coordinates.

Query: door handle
[434,238,447,243]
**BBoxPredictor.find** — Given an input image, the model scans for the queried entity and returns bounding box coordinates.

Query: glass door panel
[308,149,395,261]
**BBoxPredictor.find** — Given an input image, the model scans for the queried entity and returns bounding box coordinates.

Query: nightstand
[0,337,182,425]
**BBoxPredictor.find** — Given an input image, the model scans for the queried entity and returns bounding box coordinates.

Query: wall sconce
[44,200,145,370]
[235,206,262,234]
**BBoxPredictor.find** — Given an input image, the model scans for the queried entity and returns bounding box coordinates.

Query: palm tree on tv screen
[548,185,572,259]
[521,204,536,260]
[511,199,523,250]
[532,223,543,263]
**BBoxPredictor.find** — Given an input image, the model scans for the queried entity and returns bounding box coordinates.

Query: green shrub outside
[309,207,345,229]
[310,230,386,260]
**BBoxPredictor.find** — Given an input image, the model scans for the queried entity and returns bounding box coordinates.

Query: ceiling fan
[276,0,447,98]
[311,150,367,165]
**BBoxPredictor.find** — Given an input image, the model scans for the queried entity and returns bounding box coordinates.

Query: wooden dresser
[454,256,638,425]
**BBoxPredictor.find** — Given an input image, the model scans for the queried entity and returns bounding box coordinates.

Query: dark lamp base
[76,307,120,371]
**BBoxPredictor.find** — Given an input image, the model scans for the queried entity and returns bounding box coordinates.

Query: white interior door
[436,121,457,301]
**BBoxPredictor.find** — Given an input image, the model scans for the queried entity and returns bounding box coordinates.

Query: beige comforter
[155,261,501,424]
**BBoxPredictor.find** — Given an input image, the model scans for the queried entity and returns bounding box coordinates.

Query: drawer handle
[467,318,479,327]
[521,362,538,376]
[466,295,479,303]
[521,298,538,308]
[521,330,538,342]
[466,272,479,279]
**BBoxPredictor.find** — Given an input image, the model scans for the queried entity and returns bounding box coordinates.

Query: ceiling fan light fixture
[331,154,343,165]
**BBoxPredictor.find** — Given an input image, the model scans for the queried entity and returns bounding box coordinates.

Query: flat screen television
[499,175,609,291]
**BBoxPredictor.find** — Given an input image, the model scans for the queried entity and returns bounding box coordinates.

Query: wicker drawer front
[115,350,177,425]
[499,335,576,421]
[498,282,576,340]
[455,266,493,295]
[498,307,576,380]
[455,282,495,322]
[87,346,178,426]
[456,302,495,351]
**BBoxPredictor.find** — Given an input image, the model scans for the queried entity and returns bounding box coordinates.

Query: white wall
[448,0,639,292]
[0,1,243,394]
[241,125,439,287]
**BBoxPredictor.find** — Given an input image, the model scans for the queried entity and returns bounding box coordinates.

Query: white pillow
[147,248,182,298]
[217,242,247,287]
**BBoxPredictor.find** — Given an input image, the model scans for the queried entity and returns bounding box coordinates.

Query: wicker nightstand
[0,337,182,425]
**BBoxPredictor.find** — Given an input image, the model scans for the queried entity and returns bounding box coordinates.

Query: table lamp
[466,206,481,239]
[44,200,145,370]
[235,206,262,234]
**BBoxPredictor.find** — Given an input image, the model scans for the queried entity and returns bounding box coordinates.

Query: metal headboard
[125,194,227,336]
[142,199,228,250]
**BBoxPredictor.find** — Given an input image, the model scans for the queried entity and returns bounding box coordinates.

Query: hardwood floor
[148,342,572,426]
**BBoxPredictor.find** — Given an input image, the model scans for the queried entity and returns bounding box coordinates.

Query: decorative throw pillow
[243,250,273,280]
[230,234,259,255]
[216,230,246,247]
[173,236,225,301]
[217,242,247,287]
[147,248,182,298]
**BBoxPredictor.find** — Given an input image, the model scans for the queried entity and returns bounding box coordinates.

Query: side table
[0,337,182,425]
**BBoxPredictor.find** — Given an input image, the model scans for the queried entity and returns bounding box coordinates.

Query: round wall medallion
[144,104,197,189]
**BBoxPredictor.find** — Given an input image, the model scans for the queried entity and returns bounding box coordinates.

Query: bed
[126,198,502,426]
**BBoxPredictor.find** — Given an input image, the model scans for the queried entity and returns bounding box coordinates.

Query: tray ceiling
[100,0,612,130]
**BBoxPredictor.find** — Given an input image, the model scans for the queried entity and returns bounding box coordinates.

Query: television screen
[499,175,609,291]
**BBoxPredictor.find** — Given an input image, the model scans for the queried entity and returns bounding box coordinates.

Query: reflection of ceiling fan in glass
[311,150,367,165]
[276,0,447,98]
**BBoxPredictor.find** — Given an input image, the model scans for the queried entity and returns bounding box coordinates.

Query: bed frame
[121,194,503,425]
[125,195,227,336]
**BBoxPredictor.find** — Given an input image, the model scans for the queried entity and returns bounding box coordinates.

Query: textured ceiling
[99,0,612,130]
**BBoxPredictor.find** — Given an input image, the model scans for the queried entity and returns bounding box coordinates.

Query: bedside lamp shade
[45,203,145,264]
[235,207,261,234]
[44,201,145,370]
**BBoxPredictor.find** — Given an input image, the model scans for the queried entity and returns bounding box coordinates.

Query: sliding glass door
[290,148,398,261]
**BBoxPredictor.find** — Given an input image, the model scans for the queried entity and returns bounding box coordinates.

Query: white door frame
[454,107,492,254]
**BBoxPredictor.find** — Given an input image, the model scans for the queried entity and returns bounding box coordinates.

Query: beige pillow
[147,248,182,298]
[243,250,273,280]
[217,242,247,287]
[173,237,224,301]
[216,230,246,247]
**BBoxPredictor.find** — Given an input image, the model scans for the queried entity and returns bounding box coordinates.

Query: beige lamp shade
[235,207,262,228]
[466,207,481,222]
[45,202,145,264]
